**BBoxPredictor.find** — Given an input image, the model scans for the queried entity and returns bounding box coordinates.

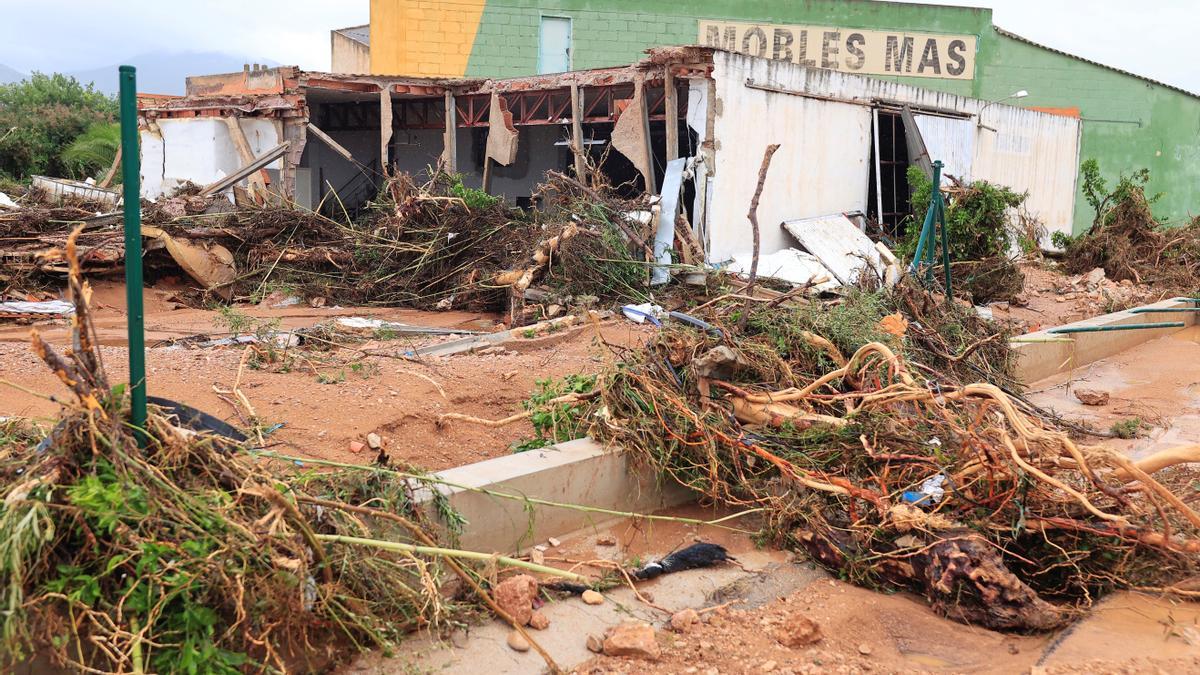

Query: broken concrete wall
[140,117,282,200]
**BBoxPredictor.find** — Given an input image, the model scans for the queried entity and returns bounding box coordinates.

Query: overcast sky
[0,0,1195,93]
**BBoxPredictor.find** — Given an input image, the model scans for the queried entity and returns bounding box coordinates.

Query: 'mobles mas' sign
[699,21,977,80]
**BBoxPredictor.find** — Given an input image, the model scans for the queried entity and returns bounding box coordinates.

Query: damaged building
[138,45,1080,270]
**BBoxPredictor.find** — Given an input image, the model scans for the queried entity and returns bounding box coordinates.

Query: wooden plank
[664,66,678,162]
[569,82,587,182]
[443,91,458,173]
[307,122,356,163]
[200,142,289,197]
[222,117,270,201]
[380,87,393,170]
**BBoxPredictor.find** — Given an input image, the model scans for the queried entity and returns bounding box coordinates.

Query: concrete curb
[1013,297,1197,383]
[419,438,695,554]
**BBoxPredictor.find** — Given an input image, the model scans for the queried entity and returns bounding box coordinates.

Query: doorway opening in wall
[867,110,912,239]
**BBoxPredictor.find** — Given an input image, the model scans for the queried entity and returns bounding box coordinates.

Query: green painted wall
[463,0,1200,233]
[979,33,1200,232]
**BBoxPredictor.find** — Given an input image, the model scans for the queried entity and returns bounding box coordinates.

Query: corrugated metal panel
[707,54,873,263]
[913,115,976,184]
[973,105,1080,241]
[708,52,1081,251]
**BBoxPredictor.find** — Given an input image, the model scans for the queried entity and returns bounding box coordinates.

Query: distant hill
[0,63,27,85]
[64,51,281,95]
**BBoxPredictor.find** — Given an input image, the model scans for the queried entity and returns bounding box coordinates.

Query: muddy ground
[0,281,651,470]
[4,267,1198,674]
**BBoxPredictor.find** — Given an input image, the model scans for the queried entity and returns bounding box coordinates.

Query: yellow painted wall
[369,0,487,77]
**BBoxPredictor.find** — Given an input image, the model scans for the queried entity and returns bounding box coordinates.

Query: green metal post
[934,161,952,299]
[119,65,147,444]
[909,202,936,275]
[1048,321,1184,334]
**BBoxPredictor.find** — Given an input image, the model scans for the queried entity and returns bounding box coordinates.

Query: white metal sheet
[913,114,975,185]
[706,54,873,263]
[727,248,840,292]
[782,213,885,284]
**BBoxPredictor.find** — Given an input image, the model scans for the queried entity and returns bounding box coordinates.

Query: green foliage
[748,288,892,369]
[512,374,596,452]
[1080,158,1160,229]
[1050,231,1075,250]
[0,73,117,180]
[1110,417,1146,439]
[897,165,1027,263]
[448,174,498,210]
[60,122,120,182]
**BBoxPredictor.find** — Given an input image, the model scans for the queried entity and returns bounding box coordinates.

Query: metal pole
[1048,322,1184,335]
[119,65,147,444]
[1129,307,1200,314]
[934,161,951,298]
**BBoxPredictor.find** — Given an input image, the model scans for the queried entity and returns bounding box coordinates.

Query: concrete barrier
[1013,298,1197,383]
[418,438,695,554]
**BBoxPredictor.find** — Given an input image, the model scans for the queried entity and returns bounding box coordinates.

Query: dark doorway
[867,110,912,238]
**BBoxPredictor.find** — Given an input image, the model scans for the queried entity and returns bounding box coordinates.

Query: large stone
[1085,267,1107,286]
[670,608,701,633]
[1074,388,1110,406]
[772,612,822,648]
[506,630,530,652]
[493,574,539,626]
[602,622,661,660]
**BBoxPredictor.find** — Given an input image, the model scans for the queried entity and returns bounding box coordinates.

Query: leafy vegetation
[897,165,1028,262]
[60,122,120,182]
[448,174,498,210]
[512,374,596,452]
[0,73,117,180]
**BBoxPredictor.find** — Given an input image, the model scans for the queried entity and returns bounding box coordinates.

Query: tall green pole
[119,65,147,443]
[934,160,952,299]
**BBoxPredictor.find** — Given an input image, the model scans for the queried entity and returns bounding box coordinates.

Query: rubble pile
[1065,169,1200,293]
[0,232,511,672]
[580,280,1200,631]
[0,172,653,320]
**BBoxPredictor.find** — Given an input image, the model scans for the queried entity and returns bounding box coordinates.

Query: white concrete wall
[706,51,1081,261]
[140,117,282,199]
[331,32,370,75]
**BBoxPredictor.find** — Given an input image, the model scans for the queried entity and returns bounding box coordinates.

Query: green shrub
[0,73,117,180]
[61,122,120,182]
[897,165,1027,263]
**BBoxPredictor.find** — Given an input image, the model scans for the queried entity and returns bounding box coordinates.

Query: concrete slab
[1013,297,1197,383]
[417,438,695,554]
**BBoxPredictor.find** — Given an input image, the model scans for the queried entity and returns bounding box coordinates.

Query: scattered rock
[1074,388,1110,406]
[772,612,822,648]
[506,630,530,652]
[348,441,365,453]
[493,574,539,626]
[529,611,550,630]
[596,535,617,546]
[670,608,701,633]
[586,634,604,653]
[581,589,604,605]
[1086,267,1106,286]
[858,642,873,656]
[366,432,382,449]
[529,548,545,565]
[602,622,661,660]
[761,660,778,672]
[546,303,564,318]
[547,537,561,547]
